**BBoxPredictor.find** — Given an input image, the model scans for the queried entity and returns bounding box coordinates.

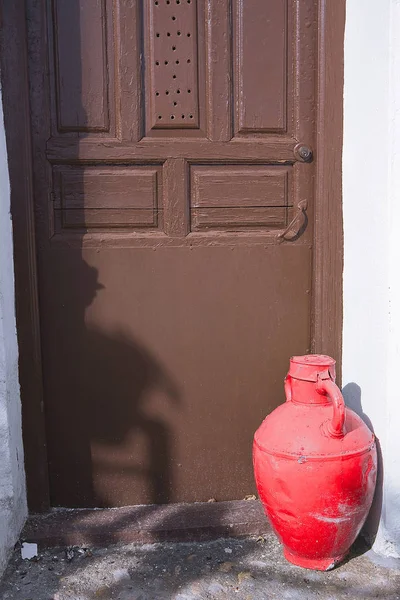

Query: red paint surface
[253,355,377,571]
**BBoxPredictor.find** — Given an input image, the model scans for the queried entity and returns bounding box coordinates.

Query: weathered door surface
[27,0,317,507]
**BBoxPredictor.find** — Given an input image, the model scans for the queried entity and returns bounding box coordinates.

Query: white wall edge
[343,0,400,557]
[0,81,27,576]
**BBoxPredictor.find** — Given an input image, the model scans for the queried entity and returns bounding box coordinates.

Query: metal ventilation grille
[151,0,199,128]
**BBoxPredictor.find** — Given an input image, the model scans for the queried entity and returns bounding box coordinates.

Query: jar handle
[316,374,345,438]
[284,375,292,402]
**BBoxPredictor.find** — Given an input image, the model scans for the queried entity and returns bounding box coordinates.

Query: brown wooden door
[27,0,317,508]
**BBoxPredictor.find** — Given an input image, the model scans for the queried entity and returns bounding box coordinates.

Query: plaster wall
[0,85,27,575]
[343,0,400,557]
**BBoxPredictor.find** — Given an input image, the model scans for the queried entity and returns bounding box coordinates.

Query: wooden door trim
[0,0,345,512]
[0,0,50,511]
[312,0,345,379]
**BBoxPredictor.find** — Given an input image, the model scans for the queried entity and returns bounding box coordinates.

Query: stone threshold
[21,499,270,550]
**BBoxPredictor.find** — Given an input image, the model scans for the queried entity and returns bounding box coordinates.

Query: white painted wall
[0,84,27,575]
[343,0,400,557]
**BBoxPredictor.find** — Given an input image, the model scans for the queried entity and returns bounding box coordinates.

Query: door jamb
[0,0,50,512]
[312,0,344,378]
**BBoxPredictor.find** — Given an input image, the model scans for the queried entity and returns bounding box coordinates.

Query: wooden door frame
[0,0,344,513]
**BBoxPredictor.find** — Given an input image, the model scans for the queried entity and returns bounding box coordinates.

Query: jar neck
[290,377,330,405]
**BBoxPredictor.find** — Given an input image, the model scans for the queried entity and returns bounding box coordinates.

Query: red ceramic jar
[253,355,377,570]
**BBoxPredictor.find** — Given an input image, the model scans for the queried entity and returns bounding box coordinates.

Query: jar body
[253,407,377,570]
[253,356,377,570]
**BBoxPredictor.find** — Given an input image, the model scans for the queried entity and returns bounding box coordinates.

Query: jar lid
[289,354,336,382]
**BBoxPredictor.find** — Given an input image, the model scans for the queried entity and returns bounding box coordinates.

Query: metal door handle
[278,200,308,239]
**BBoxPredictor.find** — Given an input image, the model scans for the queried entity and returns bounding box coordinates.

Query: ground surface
[1,533,399,600]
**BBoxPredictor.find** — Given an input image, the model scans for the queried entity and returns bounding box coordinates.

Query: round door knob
[294,144,313,163]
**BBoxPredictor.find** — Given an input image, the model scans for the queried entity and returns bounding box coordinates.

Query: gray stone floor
[1,533,399,600]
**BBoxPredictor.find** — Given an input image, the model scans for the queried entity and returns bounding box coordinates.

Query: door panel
[27,0,316,507]
[234,0,288,133]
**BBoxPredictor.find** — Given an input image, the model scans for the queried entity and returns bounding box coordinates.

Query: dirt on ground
[1,533,399,600]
